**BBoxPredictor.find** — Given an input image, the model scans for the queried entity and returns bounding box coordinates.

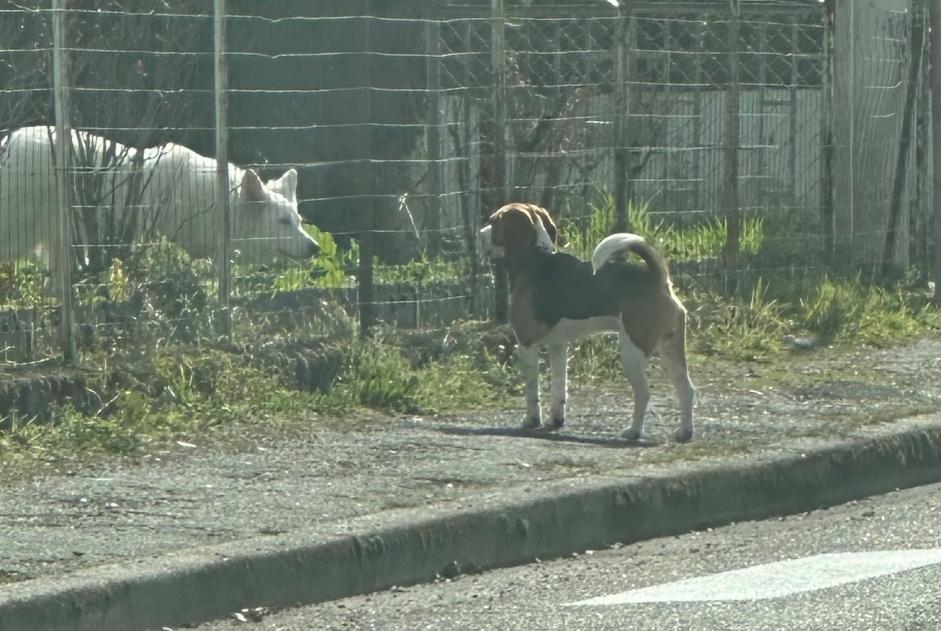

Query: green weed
[568,334,622,381]
[374,257,464,285]
[417,350,516,411]
[690,278,789,360]
[0,260,48,307]
[559,193,764,263]
[328,340,421,413]
[305,224,358,289]
[798,275,938,346]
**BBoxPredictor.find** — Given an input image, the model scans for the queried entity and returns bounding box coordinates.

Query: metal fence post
[52,0,75,364]
[425,19,442,259]
[819,0,835,268]
[491,0,509,323]
[881,1,925,278]
[461,97,481,315]
[930,0,941,306]
[358,15,377,338]
[213,0,232,342]
[847,0,856,265]
[613,4,630,232]
[723,0,741,289]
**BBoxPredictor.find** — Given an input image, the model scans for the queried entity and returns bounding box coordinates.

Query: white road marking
[567,549,941,605]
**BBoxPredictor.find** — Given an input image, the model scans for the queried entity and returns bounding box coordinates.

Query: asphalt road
[194,483,941,631]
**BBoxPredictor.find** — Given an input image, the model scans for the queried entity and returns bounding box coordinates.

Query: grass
[0,319,521,466]
[3,267,934,467]
[559,193,764,264]
[0,197,938,468]
[798,275,938,346]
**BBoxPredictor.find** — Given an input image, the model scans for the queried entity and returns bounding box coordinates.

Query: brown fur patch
[509,280,552,347]
[488,203,559,250]
[619,286,684,356]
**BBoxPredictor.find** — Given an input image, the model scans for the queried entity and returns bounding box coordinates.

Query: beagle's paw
[520,414,542,430]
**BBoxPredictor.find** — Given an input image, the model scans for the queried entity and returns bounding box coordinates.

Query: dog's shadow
[433,424,658,448]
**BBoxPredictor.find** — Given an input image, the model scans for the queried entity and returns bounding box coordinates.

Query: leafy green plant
[306,224,358,289]
[0,260,48,307]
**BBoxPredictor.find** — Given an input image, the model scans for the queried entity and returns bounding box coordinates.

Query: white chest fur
[537,315,621,346]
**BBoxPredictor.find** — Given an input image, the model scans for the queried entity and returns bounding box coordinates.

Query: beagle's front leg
[548,343,567,429]
[518,344,541,428]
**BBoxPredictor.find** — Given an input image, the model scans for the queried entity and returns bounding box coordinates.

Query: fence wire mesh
[0,0,934,367]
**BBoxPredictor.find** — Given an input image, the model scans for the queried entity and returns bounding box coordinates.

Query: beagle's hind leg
[660,317,695,442]
[618,333,649,441]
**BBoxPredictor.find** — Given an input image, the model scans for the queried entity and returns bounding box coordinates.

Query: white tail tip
[591,233,647,273]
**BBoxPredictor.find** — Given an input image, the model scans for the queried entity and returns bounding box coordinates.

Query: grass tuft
[559,193,764,263]
[799,275,938,346]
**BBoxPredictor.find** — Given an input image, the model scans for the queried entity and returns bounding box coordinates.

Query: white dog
[0,126,319,293]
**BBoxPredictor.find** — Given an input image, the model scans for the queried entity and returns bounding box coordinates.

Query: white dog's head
[233,168,320,264]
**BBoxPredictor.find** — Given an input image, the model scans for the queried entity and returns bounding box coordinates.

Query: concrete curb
[1,421,939,631]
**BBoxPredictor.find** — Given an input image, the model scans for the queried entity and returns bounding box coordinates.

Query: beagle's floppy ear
[489,204,542,250]
[485,210,505,247]
[529,206,561,248]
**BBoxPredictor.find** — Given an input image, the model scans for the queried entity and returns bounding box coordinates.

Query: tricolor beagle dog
[480,203,695,442]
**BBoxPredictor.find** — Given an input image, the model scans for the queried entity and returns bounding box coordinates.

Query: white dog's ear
[269,168,298,203]
[240,169,266,203]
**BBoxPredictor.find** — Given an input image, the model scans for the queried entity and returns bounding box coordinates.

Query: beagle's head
[479,203,560,258]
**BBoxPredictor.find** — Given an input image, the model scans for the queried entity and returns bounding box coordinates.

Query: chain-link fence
[0,0,934,366]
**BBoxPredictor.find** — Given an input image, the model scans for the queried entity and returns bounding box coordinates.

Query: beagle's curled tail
[591,233,670,283]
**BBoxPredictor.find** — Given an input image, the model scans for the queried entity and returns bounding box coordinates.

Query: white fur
[660,332,695,442]
[519,345,541,428]
[518,317,620,430]
[539,316,620,346]
[0,126,318,292]
[523,321,694,440]
[591,232,648,273]
[618,333,650,440]
[533,215,556,252]
[548,343,568,427]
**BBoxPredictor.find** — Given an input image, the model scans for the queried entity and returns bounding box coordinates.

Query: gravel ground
[0,337,938,586]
